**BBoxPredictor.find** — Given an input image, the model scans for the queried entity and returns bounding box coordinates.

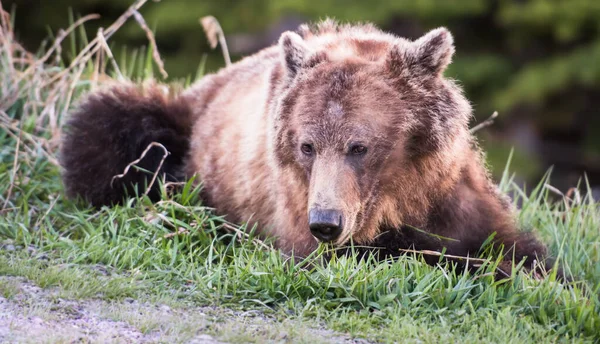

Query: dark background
[5,0,600,193]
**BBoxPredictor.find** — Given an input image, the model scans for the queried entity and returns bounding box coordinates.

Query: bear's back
[182,47,282,229]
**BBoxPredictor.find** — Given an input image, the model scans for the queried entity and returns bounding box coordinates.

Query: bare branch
[470,111,499,134]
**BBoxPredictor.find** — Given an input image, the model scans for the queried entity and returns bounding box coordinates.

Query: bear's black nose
[308,209,343,242]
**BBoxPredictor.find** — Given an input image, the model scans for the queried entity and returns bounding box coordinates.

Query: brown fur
[61,20,555,274]
[61,82,194,206]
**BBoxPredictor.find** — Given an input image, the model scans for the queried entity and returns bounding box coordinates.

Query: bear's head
[273,22,473,247]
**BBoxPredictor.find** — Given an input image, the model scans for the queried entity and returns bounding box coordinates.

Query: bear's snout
[308,208,344,242]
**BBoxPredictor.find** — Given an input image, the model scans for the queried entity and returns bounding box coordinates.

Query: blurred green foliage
[5,0,600,187]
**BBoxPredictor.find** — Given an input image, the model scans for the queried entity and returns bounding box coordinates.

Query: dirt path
[0,276,369,343]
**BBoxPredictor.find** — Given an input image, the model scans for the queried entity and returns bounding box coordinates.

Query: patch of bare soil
[0,276,370,343]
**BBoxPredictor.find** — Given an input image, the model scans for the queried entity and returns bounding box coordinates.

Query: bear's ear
[412,27,455,76]
[279,31,310,79]
[386,27,454,80]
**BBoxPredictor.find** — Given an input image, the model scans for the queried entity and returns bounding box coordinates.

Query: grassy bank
[1,2,599,343]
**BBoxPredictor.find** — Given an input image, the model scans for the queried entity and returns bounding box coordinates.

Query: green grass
[1,6,599,343]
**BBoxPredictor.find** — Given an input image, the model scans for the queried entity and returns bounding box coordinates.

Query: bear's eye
[350,144,367,155]
[300,143,314,156]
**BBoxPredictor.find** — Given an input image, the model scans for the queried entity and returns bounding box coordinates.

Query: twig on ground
[470,111,499,134]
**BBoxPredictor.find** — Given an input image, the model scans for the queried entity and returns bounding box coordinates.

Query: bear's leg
[494,231,568,280]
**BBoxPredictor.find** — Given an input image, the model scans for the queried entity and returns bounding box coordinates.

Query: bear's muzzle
[308,208,344,242]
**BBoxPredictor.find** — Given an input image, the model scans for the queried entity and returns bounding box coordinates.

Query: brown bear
[61,20,555,275]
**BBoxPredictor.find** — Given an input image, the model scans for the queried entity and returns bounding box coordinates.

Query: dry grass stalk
[163,227,190,239]
[31,14,101,75]
[33,196,59,231]
[143,144,169,198]
[565,187,582,204]
[43,0,156,87]
[96,28,125,80]
[132,10,168,79]
[0,0,166,178]
[2,132,20,210]
[162,181,187,193]
[398,248,490,263]
[155,199,211,212]
[110,142,170,199]
[148,200,275,254]
[544,183,572,206]
[544,184,579,214]
[200,16,231,66]
[0,2,11,32]
[0,111,59,165]
[220,222,297,261]
[398,248,511,278]
[0,6,99,159]
[60,64,87,131]
[221,222,273,252]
